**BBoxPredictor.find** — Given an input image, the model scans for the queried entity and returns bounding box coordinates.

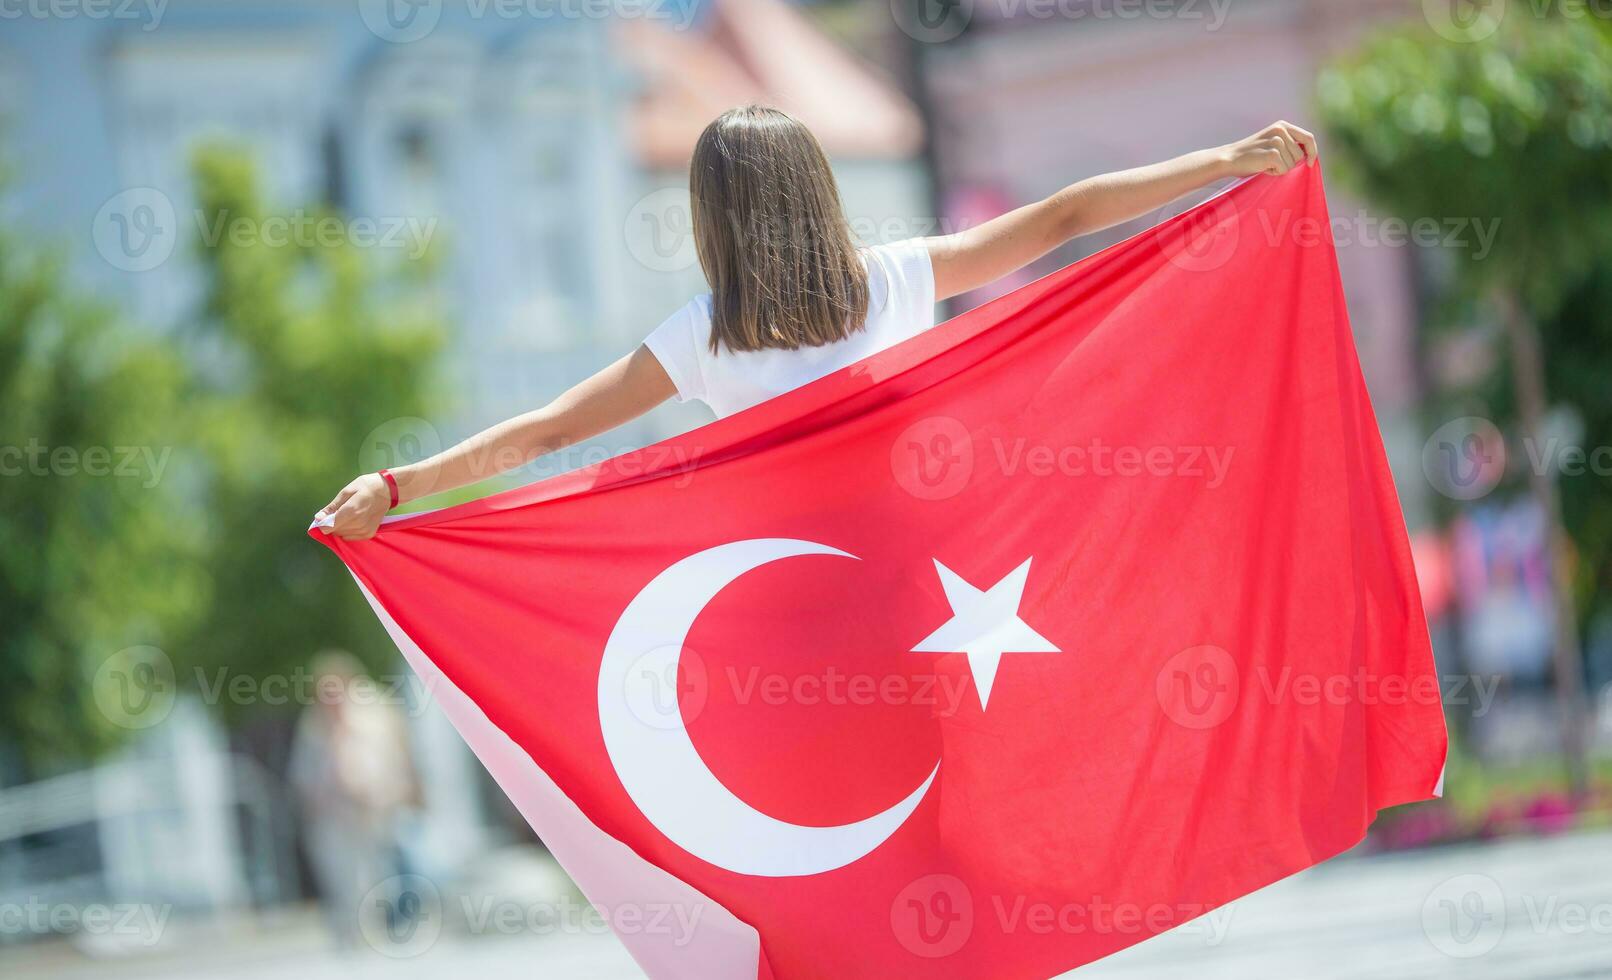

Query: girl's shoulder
[858,239,936,327]
[642,293,715,406]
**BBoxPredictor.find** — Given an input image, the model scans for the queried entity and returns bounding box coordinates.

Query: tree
[1,144,446,771]
[0,194,197,771]
[1318,9,1612,793]
[173,147,445,716]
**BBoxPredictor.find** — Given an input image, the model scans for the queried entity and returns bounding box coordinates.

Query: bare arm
[926,121,1318,301]
[318,344,675,539]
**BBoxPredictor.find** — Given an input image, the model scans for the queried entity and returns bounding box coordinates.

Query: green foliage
[1317,10,1612,311]
[174,147,444,711]
[1,146,445,769]
[0,218,198,769]
[1317,12,1612,627]
[1548,272,1612,624]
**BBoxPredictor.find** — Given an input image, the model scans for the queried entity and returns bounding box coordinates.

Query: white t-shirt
[643,241,936,418]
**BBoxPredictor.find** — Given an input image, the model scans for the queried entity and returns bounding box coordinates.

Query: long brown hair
[690,105,870,354]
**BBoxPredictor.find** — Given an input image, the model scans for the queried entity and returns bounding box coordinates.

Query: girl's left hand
[316,473,391,540]
[1221,121,1318,178]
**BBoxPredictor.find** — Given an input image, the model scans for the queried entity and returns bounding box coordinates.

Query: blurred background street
[4,0,1612,977]
[9,830,1612,978]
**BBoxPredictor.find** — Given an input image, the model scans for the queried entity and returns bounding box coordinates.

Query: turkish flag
[314,167,1445,979]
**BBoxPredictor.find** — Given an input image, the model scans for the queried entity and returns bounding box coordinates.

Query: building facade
[0,0,927,918]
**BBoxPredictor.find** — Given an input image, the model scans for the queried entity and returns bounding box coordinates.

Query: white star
[910,558,1060,709]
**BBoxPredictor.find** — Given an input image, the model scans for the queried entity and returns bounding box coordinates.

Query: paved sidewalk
[1081,829,1612,979]
[9,830,1611,979]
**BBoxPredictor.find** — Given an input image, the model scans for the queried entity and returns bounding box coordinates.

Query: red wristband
[377,469,400,510]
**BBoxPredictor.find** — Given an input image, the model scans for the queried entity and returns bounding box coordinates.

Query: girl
[318,105,1315,539]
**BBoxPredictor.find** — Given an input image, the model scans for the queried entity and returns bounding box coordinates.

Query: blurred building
[2,0,927,431]
[920,0,1432,525]
[0,0,926,930]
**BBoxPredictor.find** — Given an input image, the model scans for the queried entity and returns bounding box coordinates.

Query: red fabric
[315,167,1445,979]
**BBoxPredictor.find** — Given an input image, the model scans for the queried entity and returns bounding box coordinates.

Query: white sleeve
[641,299,708,405]
[867,240,937,336]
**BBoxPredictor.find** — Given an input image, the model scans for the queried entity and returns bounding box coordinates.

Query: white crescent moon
[598,538,938,878]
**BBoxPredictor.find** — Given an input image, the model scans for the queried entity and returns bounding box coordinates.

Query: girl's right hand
[316,473,391,540]
[1221,121,1318,178]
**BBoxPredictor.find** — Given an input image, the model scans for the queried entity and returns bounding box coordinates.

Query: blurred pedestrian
[288,650,419,947]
